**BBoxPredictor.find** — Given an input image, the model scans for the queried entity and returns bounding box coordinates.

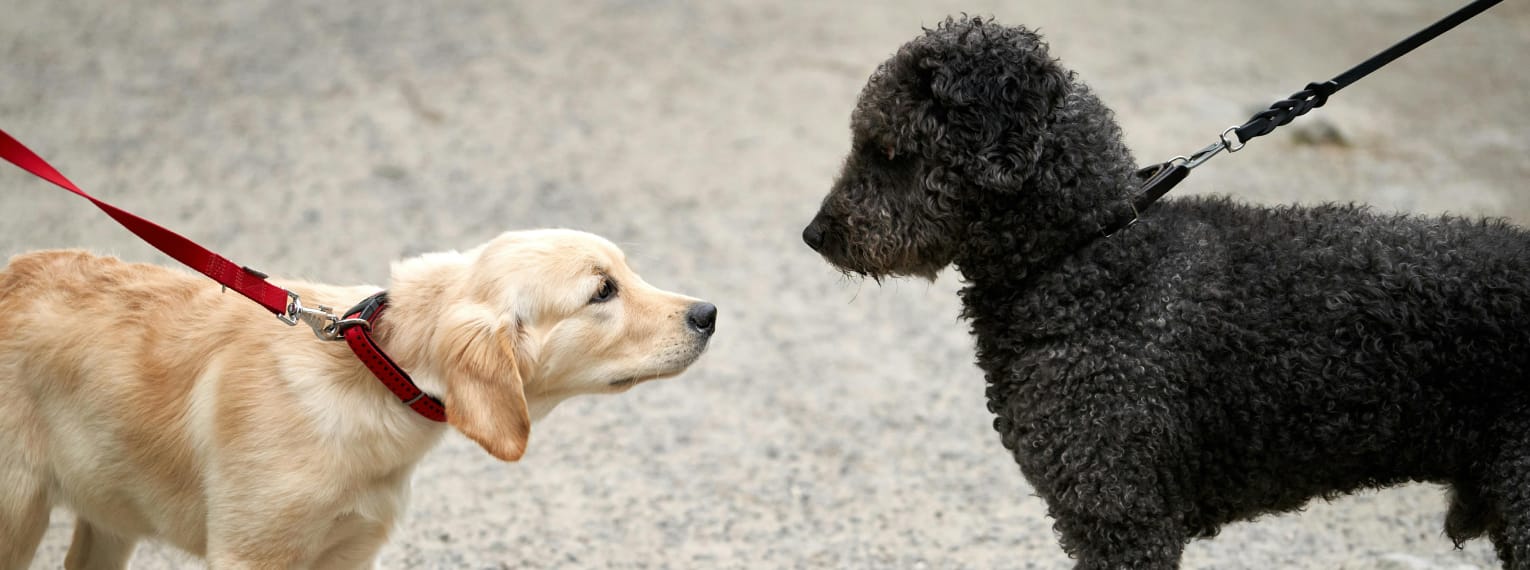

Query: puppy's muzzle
[686,302,717,337]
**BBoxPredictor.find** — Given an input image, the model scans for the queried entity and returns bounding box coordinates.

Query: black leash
[1101,0,1504,237]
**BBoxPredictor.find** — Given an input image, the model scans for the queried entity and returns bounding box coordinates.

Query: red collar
[336,292,447,422]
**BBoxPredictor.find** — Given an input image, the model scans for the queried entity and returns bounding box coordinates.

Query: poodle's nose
[686,302,717,337]
[802,221,826,251]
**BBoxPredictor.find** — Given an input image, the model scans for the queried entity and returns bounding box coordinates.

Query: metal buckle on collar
[340,292,388,327]
[1100,199,1140,239]
[1115,201,1141,236]
[330,291,389,338]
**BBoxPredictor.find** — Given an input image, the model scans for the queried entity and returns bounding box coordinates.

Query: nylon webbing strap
[0,129,295,317]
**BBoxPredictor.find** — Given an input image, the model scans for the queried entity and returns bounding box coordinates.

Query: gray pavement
[3,0,1528,568]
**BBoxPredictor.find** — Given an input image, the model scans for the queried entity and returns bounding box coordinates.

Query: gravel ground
[3,1,1528,568]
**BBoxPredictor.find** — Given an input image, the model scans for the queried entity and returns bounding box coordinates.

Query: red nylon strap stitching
[0,130,291,315]
[342,306,447,422]
[343,328,447,422]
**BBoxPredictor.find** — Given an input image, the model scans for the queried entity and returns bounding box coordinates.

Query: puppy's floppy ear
[436,305,530,462]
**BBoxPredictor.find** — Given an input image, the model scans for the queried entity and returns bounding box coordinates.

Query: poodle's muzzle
[802,213,830,253]
[803,212,855,272]
[801,210,889,276]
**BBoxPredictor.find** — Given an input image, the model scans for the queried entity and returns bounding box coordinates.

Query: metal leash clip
[278,292,366,341]
[1172,126,1246,171]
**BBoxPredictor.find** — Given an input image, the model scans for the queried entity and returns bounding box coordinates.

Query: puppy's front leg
[206,529,315,570]
[206,508,387,570]
[205,491,340,570]
[308,515,391,570]
[64,519,137,570]
[0,480,50,570]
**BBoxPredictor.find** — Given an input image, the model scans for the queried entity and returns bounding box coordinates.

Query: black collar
[1095,162,1190,239]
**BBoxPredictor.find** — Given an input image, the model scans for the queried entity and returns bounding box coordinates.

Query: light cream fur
[0,229,712,569]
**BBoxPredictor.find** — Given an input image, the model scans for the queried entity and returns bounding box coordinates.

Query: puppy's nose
[686,302,717,336]
[802,222,825,251]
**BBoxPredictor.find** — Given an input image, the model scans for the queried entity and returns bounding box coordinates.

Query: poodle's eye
[591,277,618,304]
[860,139,900,162]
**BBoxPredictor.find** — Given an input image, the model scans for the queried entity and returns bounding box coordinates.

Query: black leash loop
[1108,0,1504,237]
[1234,81,1338,142]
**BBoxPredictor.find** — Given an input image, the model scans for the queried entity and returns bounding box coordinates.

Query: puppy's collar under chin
[337,291,449,422]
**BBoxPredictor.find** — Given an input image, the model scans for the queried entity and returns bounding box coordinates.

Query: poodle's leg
[1487,483,1529,569]
[1017,408,1189,568]
[1445,480,1496,548]
[1051,505,1187,570]
[64,519,137,570]
[1483,417,1530,569]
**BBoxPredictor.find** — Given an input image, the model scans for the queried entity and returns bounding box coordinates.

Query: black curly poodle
[803,16,1530,569]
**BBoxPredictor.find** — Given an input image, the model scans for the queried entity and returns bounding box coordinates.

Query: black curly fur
[804,17,1530,569]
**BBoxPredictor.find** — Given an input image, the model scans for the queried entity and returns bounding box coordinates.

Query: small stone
[374,164,409,180]
[1288,118,1349,147]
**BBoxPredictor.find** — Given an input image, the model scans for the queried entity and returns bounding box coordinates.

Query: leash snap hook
[279,292,347,341]
[1177,139,1227,171]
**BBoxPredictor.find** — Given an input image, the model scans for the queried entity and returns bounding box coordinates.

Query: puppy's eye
[885,145,897,160]
[591,277,618,303]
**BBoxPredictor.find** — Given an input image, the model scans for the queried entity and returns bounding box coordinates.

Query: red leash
[0,129,446,422]
[0,130,296,317]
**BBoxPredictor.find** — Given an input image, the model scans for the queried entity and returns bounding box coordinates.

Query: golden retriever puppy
[0,229,716,569]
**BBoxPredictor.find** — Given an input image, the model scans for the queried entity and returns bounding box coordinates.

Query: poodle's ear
[922,19,1072,116]
[917,20,1074,189]
[436,305,531,462]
